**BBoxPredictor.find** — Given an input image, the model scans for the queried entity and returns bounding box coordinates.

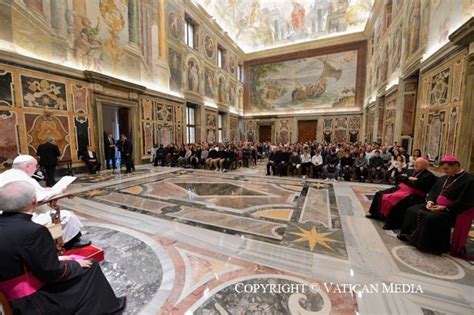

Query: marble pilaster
[449,18,474,172]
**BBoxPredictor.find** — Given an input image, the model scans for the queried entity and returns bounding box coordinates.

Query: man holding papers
[0,155,90,249]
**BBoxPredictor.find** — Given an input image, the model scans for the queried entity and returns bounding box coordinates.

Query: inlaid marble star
[289,225,341,252]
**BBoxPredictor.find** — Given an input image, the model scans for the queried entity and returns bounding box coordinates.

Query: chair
[0,292,12,315]
[450,207,474,261]
[38,193,75,255]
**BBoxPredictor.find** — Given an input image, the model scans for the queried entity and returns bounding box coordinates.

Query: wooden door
[298,120,317,142]
[259,125,272,142]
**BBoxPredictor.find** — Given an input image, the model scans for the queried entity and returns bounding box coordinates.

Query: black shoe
[113,296,127,314]
[397,234,409,242]
[382,224,395,230]
[365,214,378,219]
[70,239,91,249]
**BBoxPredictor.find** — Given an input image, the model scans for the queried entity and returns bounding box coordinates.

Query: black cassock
[368,169,437,228]
[0,212,120,314]
[400,171,474,254]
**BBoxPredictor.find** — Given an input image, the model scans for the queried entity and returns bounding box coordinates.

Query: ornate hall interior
[0,0,473,314]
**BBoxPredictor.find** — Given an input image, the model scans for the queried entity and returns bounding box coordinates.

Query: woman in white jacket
[311,150,323,179]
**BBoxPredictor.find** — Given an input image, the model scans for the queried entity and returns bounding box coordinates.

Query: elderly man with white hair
[0,154,90,249]
[0,180,126,314]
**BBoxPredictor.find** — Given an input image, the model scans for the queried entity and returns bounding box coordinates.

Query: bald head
[414,157,429,172]
[12,155,37,177]
[0,181,37,213]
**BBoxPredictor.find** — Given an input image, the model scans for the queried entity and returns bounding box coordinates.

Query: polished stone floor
[60,163,474,315]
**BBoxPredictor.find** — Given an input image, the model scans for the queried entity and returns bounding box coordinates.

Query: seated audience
[1,155,90,249]
[398,156,474,254]
[369,150,386,182]
[366,158,436,229]
[407,149,422,170]
[277,146,290,176]
[391,155,407,185]
[300,147,312,178]
[354,152,367,182]
[289,150,301,176]
[153,144,166,167]
[340,150,354,181]
[266,147,278,176]
[82,145,101,174]
[0,180,126,314]
[324,147,340,181]
[311,150,323,179]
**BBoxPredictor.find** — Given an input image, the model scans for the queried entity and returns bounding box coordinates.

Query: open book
[36,176,77,202]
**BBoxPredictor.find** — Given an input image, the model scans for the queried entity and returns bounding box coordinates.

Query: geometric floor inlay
[79,170,347,259]
[392,246,465,280]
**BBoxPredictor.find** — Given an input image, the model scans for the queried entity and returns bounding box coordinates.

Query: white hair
[0,181,36,212]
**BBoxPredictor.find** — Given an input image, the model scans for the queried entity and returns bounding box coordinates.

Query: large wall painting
[196,0,374,52]
[2,0,158,84]
[248,50,358,114]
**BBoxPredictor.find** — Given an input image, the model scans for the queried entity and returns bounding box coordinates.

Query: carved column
[449,18,474,172]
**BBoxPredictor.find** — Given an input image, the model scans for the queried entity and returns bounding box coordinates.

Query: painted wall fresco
[166,0,244,110]
[169,48,183,92]
[196,0,374,52]
[366,0,472,99]
[249,50,358,114]
[1,0,160,85]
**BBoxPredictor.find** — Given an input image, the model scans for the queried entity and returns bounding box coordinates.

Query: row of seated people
[366,155,474,258]
[265,144,420,183]
[151,143,266,171]
[0,156,127,313]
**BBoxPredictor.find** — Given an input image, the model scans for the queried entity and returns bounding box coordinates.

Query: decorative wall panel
[21,75,67,110]
[414,51,466,166]
[0,110,19,167]
[0,70,14,106]
[25,114,71,160]
[74,116,90,159]
[72,85,88,114]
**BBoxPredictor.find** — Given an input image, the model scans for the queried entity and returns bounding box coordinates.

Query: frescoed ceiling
[195,0,374,53]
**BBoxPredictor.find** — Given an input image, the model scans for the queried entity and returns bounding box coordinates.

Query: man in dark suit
[82,145,101,174]
[118,134,134,173]
[104,132,116,169]
[36,136,60,187]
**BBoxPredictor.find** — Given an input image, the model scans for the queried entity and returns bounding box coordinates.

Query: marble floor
[59,163,474,315]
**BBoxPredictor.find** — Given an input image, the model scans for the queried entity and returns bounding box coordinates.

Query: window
[185,19,195,48]
[237,64,244,82]
[218,113,223,142]
[217,47,224,68]
[186,106,195,143]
